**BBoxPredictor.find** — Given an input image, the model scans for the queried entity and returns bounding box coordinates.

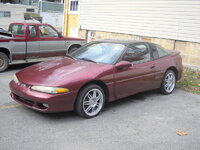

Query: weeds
[177,68,200,95]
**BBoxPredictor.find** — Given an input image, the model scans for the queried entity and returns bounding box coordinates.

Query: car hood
[16,58,113,88]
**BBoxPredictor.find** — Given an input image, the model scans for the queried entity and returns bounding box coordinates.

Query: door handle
[150,65,155,69]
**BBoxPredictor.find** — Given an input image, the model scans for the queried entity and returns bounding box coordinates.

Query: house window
[26,9,35,12]
[69,0,79,14]
[0,11,11,17]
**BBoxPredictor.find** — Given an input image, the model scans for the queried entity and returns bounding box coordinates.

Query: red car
[10,40,183,118]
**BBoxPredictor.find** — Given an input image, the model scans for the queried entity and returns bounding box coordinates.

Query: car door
[9,24,26,60]
[114,43,156,99]
[150,43,172,89]
[26,25,40,59]
[39,25,66,57]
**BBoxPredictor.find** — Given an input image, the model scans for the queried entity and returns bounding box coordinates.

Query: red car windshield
[71,42,125,64]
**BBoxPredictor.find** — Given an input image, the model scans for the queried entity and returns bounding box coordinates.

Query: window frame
[28,25,38,38]
[26,9,35,13]
[39,25,59,38]
[68,0,79,14]
[120,42,153,65]
[150,43,170,60]
[8,24,25,36]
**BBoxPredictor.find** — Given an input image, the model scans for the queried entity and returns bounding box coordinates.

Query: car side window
[28,25,37,38]
[122,43,151,64]
[9,24,25,36]
[156,45,170,58]
[39,25,58,38]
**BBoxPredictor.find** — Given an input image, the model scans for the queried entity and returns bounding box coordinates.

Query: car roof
[96,39,150,46]
[10,23,50,26]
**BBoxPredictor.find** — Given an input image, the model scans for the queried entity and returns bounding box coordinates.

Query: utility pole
[39,0,43,14]
[62,0,66,35]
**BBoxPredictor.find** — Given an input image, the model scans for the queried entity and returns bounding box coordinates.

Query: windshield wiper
[78,58,96,63]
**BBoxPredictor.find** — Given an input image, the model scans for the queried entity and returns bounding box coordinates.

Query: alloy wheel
[164,72,176,93]
[82,88,104,117]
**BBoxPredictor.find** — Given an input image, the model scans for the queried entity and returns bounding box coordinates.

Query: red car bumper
[9,80,78,112]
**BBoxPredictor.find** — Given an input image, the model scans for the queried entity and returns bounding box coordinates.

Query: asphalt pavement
[0,63,200,150]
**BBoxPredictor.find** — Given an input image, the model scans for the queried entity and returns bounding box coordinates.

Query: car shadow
[31,89,160,120]
[7,62,38,72]
[104,89,158,111]
[33,109,78,120]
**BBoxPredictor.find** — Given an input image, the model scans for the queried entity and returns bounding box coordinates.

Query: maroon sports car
[10,40,183,118]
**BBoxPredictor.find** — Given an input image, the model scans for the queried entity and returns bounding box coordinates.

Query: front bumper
[9,80,78,112]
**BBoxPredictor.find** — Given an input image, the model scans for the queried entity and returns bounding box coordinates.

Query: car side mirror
[115,61,132,70]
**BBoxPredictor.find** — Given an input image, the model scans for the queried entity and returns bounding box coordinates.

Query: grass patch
[177,68,200,95]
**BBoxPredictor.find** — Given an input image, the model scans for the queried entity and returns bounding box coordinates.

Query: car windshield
[70,42,125,64]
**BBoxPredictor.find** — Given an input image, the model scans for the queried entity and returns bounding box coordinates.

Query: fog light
[43,104,49,108]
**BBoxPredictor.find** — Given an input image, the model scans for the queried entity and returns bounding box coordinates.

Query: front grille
[17,96,35,105]
[14,94,47,109]
[16,95,35,106]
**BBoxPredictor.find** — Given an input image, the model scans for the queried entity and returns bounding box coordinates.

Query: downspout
[173,40,176,51]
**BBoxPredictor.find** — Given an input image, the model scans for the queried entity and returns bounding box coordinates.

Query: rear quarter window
[151,44,170,59]
[156,45,170,58]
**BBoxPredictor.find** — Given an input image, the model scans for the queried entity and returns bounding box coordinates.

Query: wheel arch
[75,80,109,105]
[0,47,11,60]
[166,66,178,80]
[68,44,81,53]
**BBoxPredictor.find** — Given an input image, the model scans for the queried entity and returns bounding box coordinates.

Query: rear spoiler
[170,50,181,56]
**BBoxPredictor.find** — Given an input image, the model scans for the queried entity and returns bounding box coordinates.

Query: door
[26,25,40,59]
[114,43,156,99]
[150,43,172,88]
[9,24,26,60]
[39,25,66,57]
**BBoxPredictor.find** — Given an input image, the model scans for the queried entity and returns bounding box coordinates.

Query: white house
[0,3,39,30]
[79,0,200,68]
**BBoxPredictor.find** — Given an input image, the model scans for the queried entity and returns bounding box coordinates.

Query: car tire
[75,84,105,118]
[0,52,9,73]
[160,70,176,95]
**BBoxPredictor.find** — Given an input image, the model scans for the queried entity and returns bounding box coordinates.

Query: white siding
[40,12,64,32]
[79,0,200,43]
